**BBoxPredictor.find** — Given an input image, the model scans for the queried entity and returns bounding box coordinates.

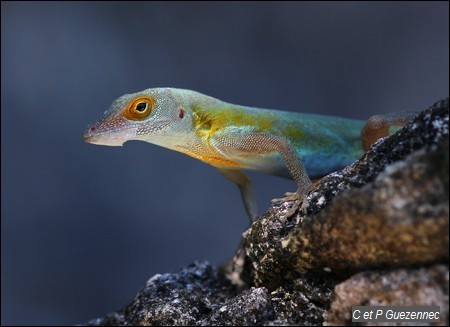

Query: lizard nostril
[90,126,96,131]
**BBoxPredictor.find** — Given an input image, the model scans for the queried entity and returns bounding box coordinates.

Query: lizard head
[84,88,194,147]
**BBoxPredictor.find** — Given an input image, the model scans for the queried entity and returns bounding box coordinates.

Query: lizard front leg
[210,130,313,218]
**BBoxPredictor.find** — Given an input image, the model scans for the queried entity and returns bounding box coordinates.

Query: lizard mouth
[83,126,137,147]
[83,119,172,146]
[84,133,125,146]
[84,133,126,146]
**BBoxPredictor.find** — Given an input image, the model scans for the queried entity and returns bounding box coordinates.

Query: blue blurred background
[1,2,448,325]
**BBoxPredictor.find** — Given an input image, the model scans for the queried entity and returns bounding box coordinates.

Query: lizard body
[84,88,413,220]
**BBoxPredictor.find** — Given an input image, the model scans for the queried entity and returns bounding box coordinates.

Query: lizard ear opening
[123,96,155,120]
[179,109,185,119]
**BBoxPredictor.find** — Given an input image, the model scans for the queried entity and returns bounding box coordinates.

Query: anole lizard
[84,88,414,220]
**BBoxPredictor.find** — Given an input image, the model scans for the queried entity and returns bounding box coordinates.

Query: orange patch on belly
[174,146,242,168]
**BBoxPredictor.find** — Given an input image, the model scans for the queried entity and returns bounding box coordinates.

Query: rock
[198,287,274,326]
[324,265,449,325]
[86,261,334,326]
[269,276,334,325]
[85,98,449,326]
[86,261,237,326]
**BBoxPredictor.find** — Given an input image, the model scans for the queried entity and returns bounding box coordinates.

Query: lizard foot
[271,191,309,218]
[271,181,316,218]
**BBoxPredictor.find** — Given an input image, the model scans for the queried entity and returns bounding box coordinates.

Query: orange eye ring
[124,96,155,120]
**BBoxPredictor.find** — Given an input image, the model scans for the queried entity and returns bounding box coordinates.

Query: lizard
[84,87,415,221]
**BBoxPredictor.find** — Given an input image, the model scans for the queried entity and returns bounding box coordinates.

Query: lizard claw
[271,191,300,204]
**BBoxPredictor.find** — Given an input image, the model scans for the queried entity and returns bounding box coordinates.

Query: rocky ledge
[86,98,449,326]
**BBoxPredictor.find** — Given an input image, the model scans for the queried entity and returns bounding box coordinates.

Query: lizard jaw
[83,125,137,146]
[83,132,125,146]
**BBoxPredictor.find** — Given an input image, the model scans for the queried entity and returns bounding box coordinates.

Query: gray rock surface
[86,98,449,326]
[324,265,449,325]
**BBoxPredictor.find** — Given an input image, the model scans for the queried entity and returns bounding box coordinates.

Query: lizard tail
[361,111,418,151]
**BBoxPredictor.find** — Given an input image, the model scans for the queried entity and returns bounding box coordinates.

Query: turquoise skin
[259,111,366,178]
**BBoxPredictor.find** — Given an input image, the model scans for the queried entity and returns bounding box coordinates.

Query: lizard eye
[124,96,155,120]
[135,102,148,112]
